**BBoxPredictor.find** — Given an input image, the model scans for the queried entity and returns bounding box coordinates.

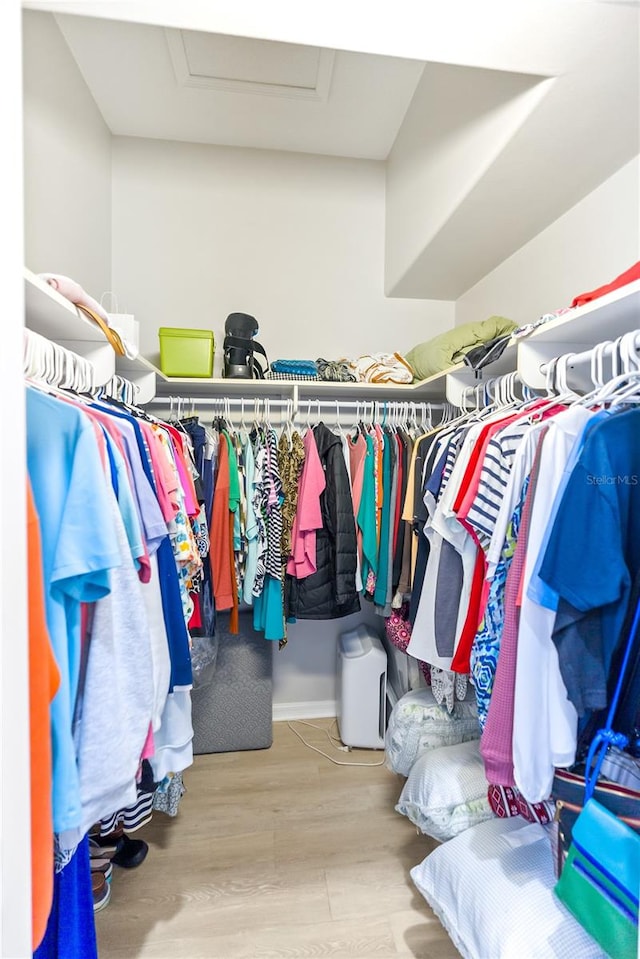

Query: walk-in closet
[3,2,640,957]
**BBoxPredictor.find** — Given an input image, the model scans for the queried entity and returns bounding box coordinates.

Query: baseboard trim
[273,700,337,721]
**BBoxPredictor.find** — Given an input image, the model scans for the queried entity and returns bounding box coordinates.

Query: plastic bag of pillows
[395,739,493,842]
[385,686,480,777]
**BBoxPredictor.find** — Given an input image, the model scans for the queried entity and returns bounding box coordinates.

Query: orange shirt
[210,438,234,611]
[27,483,61,950]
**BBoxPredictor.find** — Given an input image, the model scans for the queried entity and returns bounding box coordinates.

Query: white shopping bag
[101,292,140,355]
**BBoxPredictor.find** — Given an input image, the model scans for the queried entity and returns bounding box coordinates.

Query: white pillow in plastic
[410,816,607,959]
[395,739,492,842]
[385,686,479,777]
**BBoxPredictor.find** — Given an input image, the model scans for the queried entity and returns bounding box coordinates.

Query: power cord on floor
[287,719,386,766]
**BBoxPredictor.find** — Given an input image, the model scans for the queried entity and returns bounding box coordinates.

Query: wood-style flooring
[96,719,460,959]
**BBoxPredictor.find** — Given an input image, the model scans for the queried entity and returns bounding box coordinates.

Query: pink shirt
[480,430,545,786]
[348,433,367,517]
[164,425,199,517]
[138,423,178,523]
[287,429,326,579]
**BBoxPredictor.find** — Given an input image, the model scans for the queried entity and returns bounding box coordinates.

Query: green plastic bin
[158,327,214,377]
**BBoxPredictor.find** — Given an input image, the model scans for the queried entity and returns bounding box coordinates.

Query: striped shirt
[465,421,532,553]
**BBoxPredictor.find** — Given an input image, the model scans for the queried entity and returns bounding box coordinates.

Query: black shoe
[111,836,149,869]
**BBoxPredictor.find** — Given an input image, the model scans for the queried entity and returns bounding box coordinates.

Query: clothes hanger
[605,334,640,407]
[601,336,637,392]
[565,339,640,409]
[287,398,296,443]
[388,401,397,434]
[425,403,435,432]
[408,402,418,436]
[250,398,259,434]
[350,400,361,438]
[237,396,248,440]
[223,397,233,433]
[398,401,409,435]
[171,395,192,437]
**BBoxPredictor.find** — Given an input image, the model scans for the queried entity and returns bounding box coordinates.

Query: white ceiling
[54,15,426,160]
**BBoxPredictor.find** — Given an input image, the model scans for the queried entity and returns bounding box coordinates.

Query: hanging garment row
[24,327,139,405]
[25,332,201,954]
[148,395,453,649]
[396,331,640,821]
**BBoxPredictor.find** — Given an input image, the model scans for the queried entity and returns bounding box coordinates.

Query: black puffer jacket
[287,422,360,620]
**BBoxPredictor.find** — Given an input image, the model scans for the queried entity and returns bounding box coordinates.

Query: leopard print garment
[277,430,305,560]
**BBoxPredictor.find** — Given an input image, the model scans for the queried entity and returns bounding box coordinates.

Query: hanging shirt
[149,689,194,783]
[539,408,640,725]
[527,411,605,611]
[102,431,148,575]
[341,433,363,592]
[358,432,378,592]
[140,552,173,733]
[157,428,202,623]
[480,436,544,788]
[392,431,409,591]
[58,485,156,852]
[251,430,269,597]
[253,427,285,640]
[469,416,555,726]
[163,424,199,517]
[371,424,384,552]
[243,435,259,605]
[138,421,180,522]
[264,427,284,580]
[89,404,168,556]
[278,431,305,561]
[409,426,476,668]
[373,429,393,609]
[395,433,414,601]
[27,484,61,952]
[26,388,121,834]
[408,430,444,625]
[471,483,526,730]
[287,428,325,579]
[460,403,565,555]
[511,408,593,802]
[123,414,193,691]
[210,436,234,610]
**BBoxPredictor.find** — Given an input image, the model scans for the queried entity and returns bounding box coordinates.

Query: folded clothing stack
[350,352,414,384]
[266,359,320,381]
[316,357,356,382]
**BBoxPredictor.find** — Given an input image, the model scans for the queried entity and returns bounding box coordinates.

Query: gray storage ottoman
[191,611,274,753]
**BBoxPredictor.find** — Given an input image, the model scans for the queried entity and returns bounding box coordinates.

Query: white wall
[456,155,640,327]
[22,10,112,298]
[111,136,453,365]
[384,62,545,296]
[273,604,385,715]
[111,136,453,709]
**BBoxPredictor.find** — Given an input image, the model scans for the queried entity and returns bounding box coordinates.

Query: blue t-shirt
[102,430,147,570]
[96,404,193,689]
[528,410,606,610]
[539,408,640,681]
[27,389,121,833]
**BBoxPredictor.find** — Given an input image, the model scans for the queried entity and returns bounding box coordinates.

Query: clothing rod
[148,397,446,411]
[539,330,640,376]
